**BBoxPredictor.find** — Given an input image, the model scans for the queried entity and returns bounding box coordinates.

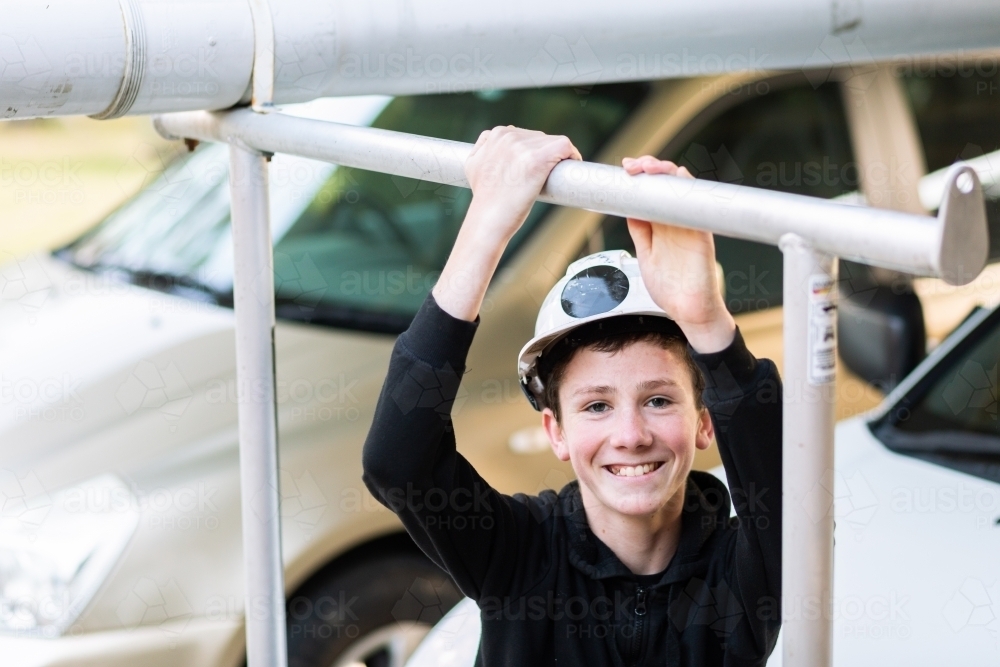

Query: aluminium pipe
[154,108,990,285]
[0,0,254,120]
[229,143,288,667]
[779,235,838,667]
[4,0,1000,119]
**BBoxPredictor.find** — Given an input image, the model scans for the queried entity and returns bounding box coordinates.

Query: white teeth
[609,463,659,477]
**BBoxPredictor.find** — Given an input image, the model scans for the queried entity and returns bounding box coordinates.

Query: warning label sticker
[808,275,837,385]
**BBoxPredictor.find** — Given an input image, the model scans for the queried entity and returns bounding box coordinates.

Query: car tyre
[286,542,463,667]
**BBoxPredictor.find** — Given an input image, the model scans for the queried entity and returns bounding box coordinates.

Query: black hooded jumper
[362,294,783,666]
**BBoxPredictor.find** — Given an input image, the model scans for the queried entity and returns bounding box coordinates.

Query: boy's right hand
[433,127,580,322]
[463,126,582,244]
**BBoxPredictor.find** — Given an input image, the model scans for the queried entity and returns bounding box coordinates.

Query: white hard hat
[517,249,680,411]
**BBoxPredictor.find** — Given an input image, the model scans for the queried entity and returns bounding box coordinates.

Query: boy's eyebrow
[572,384,616,397]
[572,379,679,397]
[636,378,680,391]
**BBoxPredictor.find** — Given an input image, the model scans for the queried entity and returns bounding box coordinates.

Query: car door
[824,303,1000,665]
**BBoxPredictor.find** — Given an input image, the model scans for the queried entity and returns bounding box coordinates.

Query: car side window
[897,313,999,439]
[272,84,650,331]
[873,307,1000,483]
[581,80,856,315]
[901,64,1000,260]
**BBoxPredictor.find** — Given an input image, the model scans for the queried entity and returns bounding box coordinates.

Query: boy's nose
[610,405,654,449]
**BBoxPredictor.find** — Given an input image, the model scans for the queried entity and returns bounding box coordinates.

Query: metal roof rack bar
[155,108,989,285]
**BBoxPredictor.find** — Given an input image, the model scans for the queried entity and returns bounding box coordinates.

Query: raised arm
[362,127,581,600]
[432,126,581,321]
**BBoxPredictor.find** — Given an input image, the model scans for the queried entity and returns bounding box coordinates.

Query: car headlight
[0,474,139,637]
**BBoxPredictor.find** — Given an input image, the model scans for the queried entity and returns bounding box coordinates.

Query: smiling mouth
[605,462,664,477]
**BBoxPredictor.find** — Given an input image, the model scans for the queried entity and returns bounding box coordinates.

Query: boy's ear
[695,406,714,451]
[542,408,570,462]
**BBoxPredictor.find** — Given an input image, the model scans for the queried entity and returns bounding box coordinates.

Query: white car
[1,61,998,667]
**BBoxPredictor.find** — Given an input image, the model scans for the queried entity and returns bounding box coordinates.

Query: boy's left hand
[622,155,736,354]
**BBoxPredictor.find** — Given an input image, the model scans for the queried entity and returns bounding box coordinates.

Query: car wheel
[286,544,464,667]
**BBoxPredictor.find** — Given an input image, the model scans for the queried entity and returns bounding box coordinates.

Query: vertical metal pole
[779,233,837,667]
[229,142,287,667]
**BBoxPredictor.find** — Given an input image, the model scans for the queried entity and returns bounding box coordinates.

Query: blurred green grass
[0,115,183,257]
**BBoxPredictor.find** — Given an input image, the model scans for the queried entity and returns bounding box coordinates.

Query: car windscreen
[60,84,650,333]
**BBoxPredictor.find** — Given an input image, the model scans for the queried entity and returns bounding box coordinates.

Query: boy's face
[541,340,713,519]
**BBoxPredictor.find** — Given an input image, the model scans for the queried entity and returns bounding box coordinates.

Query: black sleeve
[361,294,548,602]
[689,326,782,656]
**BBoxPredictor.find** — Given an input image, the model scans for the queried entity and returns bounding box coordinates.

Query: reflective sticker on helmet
[560,265,629,318]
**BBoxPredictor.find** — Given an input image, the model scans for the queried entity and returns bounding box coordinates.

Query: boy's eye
[585,402,609,414]
[647,396,672,408]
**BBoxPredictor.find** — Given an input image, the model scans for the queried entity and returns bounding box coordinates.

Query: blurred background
[2,57,999,667]
[0,116,181,257]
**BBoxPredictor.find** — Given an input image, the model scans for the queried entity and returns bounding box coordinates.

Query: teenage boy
[363,126,782,665]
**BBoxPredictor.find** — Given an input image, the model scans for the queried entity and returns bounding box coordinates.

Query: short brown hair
[538,321,706,422]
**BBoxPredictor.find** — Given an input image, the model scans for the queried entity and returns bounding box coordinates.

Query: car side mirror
[837,279,926,393]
